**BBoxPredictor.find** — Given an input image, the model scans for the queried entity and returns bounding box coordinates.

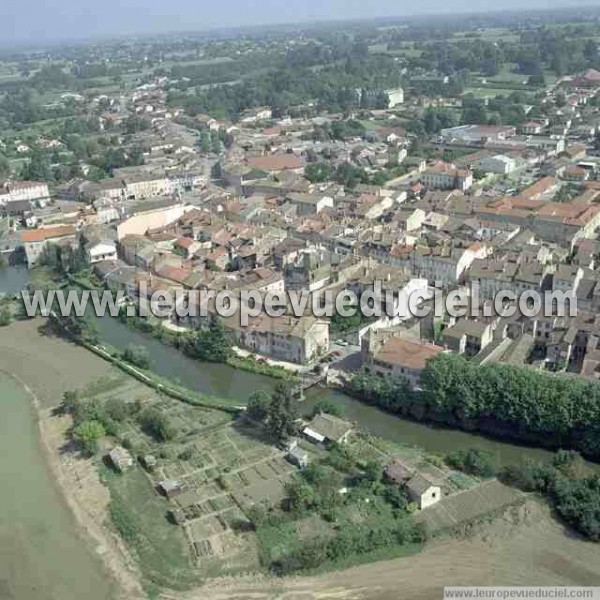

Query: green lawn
[102,465,204,591]
[463,87,519,99]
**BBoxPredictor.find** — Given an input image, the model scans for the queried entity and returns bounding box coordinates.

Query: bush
[61,389,81,414]
[312,398,343,418]
[552,476,600,541]
[445,449,496,478]
[500,460,556,493]
[73,419,105,456]
[178,446,195,461]
[139,408,176,442]
[0,306,12,327]
[121,345,151,369]
[105,398,131,422]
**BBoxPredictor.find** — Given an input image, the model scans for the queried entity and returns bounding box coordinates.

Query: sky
[1,0,597,46]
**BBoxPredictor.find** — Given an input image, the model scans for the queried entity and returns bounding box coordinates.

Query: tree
[304,162,333,183]
[585,39,598,63]
[139,408,176,442]
[384,484,408,509]
[0,153,10,179]
[199,130,212,154]
[528,73,546,88]
[73,419,105,456]
[247,390,271,422]
[121,345,150,369]
[286,479,316,513]
[446,449,496,478]
[0,306,11,327]
[190,315,232,362]
[124,115,150,134]
[266,382,297,442]
[21,150,52,181]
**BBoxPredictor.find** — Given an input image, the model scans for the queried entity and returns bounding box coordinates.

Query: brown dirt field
[0,319,112,408]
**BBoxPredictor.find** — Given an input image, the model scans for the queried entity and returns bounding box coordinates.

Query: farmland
[66,362,499,589]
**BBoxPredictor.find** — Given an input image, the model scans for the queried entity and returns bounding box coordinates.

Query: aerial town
[2,6,600,600]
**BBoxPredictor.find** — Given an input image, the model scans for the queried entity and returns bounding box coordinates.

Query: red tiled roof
[155,265,191,284]
[21,225,76,243]
[375,337,444,370]
[176,237,195,249]
[519,177,557,200]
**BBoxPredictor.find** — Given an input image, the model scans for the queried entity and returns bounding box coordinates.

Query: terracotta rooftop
[519,177,557,200]
[375,337,444,370]
[246,154,303,172]
[21,225,76,243]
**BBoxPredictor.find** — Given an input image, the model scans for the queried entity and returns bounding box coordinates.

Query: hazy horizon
[2,0,599,47]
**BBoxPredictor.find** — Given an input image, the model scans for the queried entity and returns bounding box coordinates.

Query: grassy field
[452,29,521,43]
[415,480,524,535]
[463,87,519,99]
[70,371,272,586]
[102,465,203,592]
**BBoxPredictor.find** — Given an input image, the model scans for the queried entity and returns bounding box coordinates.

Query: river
[0,267,116,600]
[88,307,560,469]
[0,264,569,471]
[0,264,28,295]
[0,372,116,600]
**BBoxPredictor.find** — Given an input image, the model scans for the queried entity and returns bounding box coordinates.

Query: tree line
[349,354,600,459]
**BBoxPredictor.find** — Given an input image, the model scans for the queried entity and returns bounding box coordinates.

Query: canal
[87,306,560,469]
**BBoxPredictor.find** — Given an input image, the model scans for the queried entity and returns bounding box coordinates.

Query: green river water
[0,372,115,600]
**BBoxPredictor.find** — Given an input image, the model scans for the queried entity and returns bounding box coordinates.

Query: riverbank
[0,320,143,600]
[34,388,145,600]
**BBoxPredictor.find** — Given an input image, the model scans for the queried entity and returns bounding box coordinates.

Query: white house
[478,154,516,175]
[86,241,118,264]
[384,460,441,509]
[385,88,405,108]
[407,475,441,509]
